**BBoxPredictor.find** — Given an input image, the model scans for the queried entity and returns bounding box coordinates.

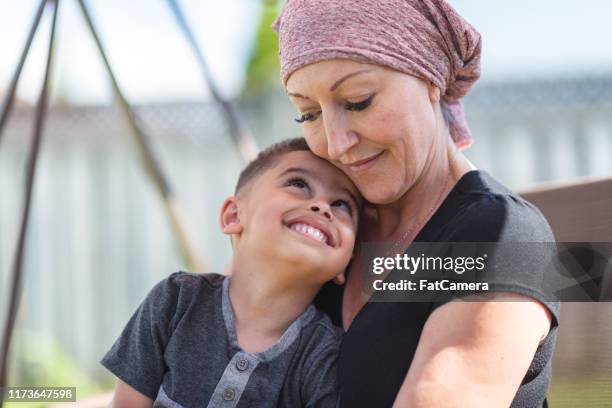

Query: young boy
[101,138,362,407]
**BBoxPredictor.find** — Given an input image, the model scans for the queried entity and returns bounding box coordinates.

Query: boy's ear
[332,271,345,285]
[220,196,243,235]
[333,252,355,285]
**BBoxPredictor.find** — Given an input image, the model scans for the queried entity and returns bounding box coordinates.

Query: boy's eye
[294,112,320,123]
[286,177,310,191]
[332,199,353,215]
[345,94,374,111]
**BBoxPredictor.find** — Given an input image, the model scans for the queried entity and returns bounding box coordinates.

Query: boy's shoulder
[153,271,225,300]
[148,271,225,327]
[165,270,225,290]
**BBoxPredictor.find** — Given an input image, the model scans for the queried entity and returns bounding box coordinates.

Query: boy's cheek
[255,205,284,225]
[339,228,357,257]
[342,224,358,244]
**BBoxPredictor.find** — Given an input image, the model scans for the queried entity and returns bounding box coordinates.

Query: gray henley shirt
[101,272,342,407]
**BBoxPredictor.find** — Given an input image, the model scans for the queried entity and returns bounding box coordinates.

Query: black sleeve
[314,280,344,328]
[430,194,561,328]
[100,272,184,399]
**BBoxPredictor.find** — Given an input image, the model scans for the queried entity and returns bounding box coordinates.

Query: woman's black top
[315,170,560,408]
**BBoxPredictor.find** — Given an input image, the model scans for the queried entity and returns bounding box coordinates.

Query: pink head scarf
[273,0,482,149]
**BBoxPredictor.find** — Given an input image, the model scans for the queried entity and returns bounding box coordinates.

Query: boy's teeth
[290,223,328,244]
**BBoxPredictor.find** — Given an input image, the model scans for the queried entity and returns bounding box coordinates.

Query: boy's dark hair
[235,137,311,195]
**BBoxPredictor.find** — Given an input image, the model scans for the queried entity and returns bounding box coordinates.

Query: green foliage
[244,1,282,95]
[548,376,612,407]
[4,328,102,408]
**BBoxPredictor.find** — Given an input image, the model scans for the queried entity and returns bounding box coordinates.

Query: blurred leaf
[244,1,281,95]
[5,328,102,407]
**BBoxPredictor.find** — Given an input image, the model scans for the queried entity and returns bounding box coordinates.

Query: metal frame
[0,1,59,402]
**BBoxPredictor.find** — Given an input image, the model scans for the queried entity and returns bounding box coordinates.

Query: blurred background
[0,0,611,406]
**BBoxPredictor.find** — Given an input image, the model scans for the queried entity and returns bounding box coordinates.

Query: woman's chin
[359,182,406,205]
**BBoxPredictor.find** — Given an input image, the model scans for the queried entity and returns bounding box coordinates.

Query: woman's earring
[428,82,441,103]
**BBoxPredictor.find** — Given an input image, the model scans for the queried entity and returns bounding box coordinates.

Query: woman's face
[286,59,441,205]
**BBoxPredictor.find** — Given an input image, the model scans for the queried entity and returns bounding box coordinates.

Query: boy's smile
[285,213,336,247]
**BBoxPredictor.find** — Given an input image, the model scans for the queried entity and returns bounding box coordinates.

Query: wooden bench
[521,177,612,407]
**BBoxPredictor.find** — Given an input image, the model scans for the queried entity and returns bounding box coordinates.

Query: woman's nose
[310,203,332,219]
[322,112,358,160]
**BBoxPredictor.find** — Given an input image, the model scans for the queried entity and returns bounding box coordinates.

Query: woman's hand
[392,293,552,407]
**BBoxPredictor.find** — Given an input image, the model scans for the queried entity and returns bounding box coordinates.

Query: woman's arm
[392,292,552,408]
[109,379,153,408]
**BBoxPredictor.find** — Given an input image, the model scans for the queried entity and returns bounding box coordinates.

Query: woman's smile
[342,151,385,174]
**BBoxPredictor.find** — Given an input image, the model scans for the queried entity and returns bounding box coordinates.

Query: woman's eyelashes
[294,94,375,123]
[294,112,319,123]
[345,94,374,111]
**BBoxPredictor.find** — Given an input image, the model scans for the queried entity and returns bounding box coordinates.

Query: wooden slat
[520,177,612,242]
[522,178,612,403]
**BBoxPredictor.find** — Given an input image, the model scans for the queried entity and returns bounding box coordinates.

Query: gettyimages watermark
[358,242,612,303]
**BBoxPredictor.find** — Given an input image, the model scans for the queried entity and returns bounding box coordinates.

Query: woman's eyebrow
[329,69,372,91]
[287,69,372,98]
[287,92,309,100]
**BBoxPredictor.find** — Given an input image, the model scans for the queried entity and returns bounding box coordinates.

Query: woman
[273,1,559,407]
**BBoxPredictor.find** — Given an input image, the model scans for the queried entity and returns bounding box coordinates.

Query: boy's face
[223,150,362,285]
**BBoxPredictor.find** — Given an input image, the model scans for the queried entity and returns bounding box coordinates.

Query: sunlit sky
[1,0,611,105]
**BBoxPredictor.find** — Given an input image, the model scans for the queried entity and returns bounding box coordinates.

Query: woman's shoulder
[422,170,555,243]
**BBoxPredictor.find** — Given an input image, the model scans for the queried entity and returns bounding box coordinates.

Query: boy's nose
[310,204,331,219]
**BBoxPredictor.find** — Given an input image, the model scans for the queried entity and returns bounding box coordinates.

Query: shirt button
[222,388,235,401]
[236,358,249,371]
